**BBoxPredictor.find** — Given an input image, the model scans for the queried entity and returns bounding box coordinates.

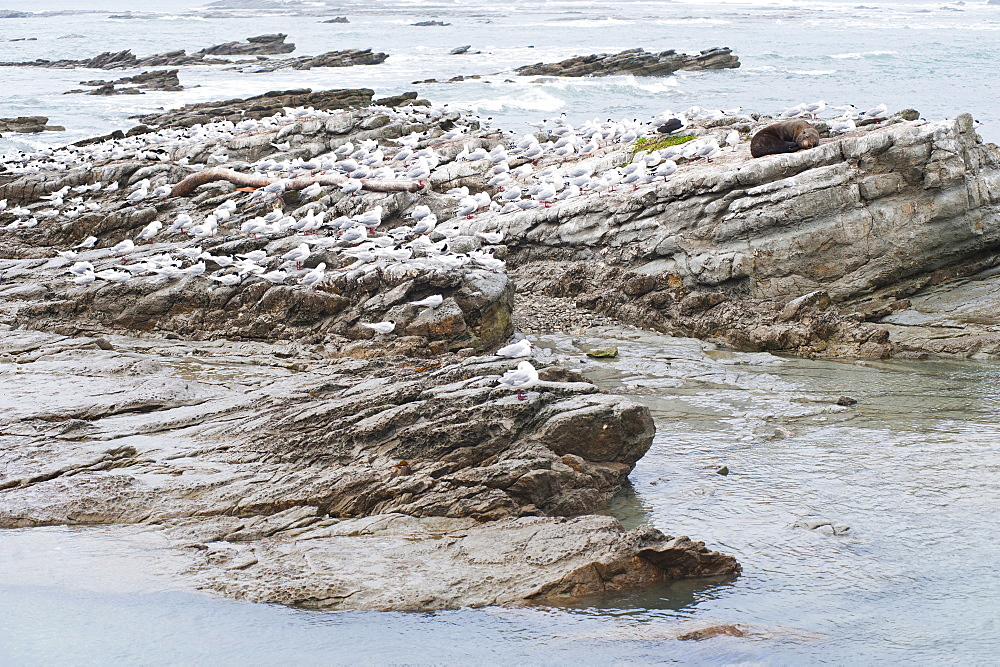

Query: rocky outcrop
[515,47,740,77]
[0,37,387,75]
[70,69,183,95]
[198,33,295,56]
[186,515,737,609]
[0,99,740,610]
[0,48,229,70]
[476,114,1000,358]
[0,116,65,133]
[0,331,653,526]
[0,329,738,609]
[232,49,389,72]
[134,88,389,128]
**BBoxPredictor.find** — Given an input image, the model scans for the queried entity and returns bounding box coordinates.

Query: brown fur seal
[750,120,820,158]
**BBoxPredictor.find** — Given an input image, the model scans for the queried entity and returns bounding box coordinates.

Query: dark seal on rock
[750,120,820,158]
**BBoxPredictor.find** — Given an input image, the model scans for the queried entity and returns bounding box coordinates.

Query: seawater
[2,328,999,663]
[3,0,1000,157]
[2,0,1000,663]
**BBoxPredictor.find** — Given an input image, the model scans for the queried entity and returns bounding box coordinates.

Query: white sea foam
[829,50,899,59]
[463,89,566,113]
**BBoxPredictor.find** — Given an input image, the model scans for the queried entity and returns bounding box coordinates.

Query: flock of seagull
[0,98,894,397]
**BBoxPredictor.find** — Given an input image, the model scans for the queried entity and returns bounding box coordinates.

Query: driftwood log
[169,168,422,198]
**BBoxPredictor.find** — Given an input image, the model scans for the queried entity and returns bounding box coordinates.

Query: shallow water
[2,327,999,663]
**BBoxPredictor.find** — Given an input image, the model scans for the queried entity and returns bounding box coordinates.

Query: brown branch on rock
[168,167,421,198]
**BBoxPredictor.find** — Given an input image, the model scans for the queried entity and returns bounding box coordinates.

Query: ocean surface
[2,0,1000,157]
[2,0,1000,663]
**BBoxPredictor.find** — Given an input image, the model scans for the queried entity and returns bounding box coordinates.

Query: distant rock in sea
[67,69,184,96]
[0,115,64,133]
[321,16,349,23]
[198,33,295,56]
[515,47,740,77]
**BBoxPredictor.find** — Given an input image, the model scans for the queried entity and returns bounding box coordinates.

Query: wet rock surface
[515,47,740,77]
[0,330,740,608]
[0,116,65,133]
[133,87,424,128]
[0,36,385,76]
[198,33,295,56]
[69,69,183,95]
[0,99,742,609]
[232,49,389,73]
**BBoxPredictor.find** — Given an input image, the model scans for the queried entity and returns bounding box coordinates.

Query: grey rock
[515,47,740,77]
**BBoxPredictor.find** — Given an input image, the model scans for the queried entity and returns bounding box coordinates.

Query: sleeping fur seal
[750,119,820,158]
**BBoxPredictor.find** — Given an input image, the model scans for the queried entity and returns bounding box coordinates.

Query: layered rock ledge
[0,99,740,609]
[515,47,740,77]
[0,35,384,74]
[425,109,1000,359]
[0,116,65,134]
[0,329,737,608]
[198,32,295,56]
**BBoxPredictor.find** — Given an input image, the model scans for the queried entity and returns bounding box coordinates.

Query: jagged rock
[0,330,728,611]
[185,516,739,610]
[237,49,389,72]
[515,47,740,77]
[0,331,654,527]
[0,97,752,612]
[199,33,295,56]
[0,48,230,70]
[413,20,450,26]
[0,116,65,133]
[478,114,1000,359]
[321,16,349,23]
[73,69,183,95]
[136,88,383,128]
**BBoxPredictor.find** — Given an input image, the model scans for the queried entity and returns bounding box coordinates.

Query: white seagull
[497,360,539,400]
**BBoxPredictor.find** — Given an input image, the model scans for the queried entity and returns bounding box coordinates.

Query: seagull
[341,178,363,196]
[68,261,94,275]
[407,205,431,220]
[495,339,533,358]
[211,274,241,286]
[299,262,327,290]
[409,294,443,309]
[725,130,741,151]
[361,320,396,334]
[126,184,149,201]
[281,243,310,268]
[301,182,323,200]
[135,220,162,242]
[354,206,383,231]
[497,360,539,400]
[74,235,98,249]
[261,269,288,284]
[111,239,135,255]
[476,231,504,245]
